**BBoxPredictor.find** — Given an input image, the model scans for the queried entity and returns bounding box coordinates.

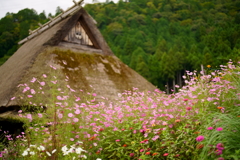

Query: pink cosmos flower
[50,65,56,70]
[75,97,81,102]
[216,127,223,131]
[40,82,45,86]
[70,88,76,92]
[57,96,63,100]
[31,77,37,83]
[207,97,213,101]
[58,113,63,119]
[196,135,204,142]
[42,74,47,78]
[115,139,120,142]
[10,97,15,100]
[162,122,168,125]
[92,93,97,96]
[23,87,30,93]
[38,113,43,118]
[74,109,80,114]
[30,89,36,94]
[152,135,159,141]
[186,107,192,111]
[26,114,32,121]
[62,60,67,65]
[51,81,57,84]
[70,138,74,141]
[73,118,79,123]
[68,113,74,117]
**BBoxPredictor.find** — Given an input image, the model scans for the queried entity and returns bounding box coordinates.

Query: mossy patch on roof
[52,48,133,91]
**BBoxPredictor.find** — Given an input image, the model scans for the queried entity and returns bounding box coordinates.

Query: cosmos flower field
[0,61,239,160]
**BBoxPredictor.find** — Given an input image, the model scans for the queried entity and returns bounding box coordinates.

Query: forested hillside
[0,7,61,64]
[0,0,240,90]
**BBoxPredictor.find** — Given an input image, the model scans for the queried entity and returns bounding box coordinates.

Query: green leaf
[108,151,116,158]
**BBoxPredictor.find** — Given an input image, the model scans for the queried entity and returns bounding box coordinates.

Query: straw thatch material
[0,8,156,117]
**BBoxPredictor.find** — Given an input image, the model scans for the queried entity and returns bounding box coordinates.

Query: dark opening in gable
[62,17,100,49]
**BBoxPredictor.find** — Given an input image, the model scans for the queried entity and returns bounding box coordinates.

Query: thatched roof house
[0,1,156,118]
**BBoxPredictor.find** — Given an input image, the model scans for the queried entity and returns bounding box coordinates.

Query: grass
[0,61,239,160]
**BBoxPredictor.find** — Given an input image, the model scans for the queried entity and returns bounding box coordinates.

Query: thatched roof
[0,6,156,117]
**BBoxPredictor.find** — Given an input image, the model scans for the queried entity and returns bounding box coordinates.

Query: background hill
[0,0,240,90]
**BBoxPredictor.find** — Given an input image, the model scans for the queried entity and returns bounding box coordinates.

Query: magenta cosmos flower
[129,153,134,157]
[207,127,213,130]
[216,127,223,131]
[196,135,204,142]
[216,143,224,151]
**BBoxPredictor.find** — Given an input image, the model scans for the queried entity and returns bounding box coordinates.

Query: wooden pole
[173,79,175,93]
[201,64,205,75]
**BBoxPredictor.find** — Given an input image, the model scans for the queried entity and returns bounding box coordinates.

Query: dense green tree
[0,16,15,34]
[0,8,48,62]
[0,32,16,57]
[136,55,150,79]
[55,6,63,16]
[19,21,30,39]
[129,47,147,69]
[39,11,47,23]
[148,52,162,88]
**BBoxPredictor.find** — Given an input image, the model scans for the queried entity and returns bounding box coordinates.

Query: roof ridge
[18,0,84,45]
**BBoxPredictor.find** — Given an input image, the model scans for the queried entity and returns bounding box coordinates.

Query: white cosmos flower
[52,149,57,154]
[62,145,69,156]
[61,145,68,152]
[70,144,76,149]
[75,147,85,154]
[46,151,51,156]
[37,145,45,151]
[22,150,28,156]
[82,155,87,159]
[30,144,36,148]
[30,151,35,155]
[68,147,74,153]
